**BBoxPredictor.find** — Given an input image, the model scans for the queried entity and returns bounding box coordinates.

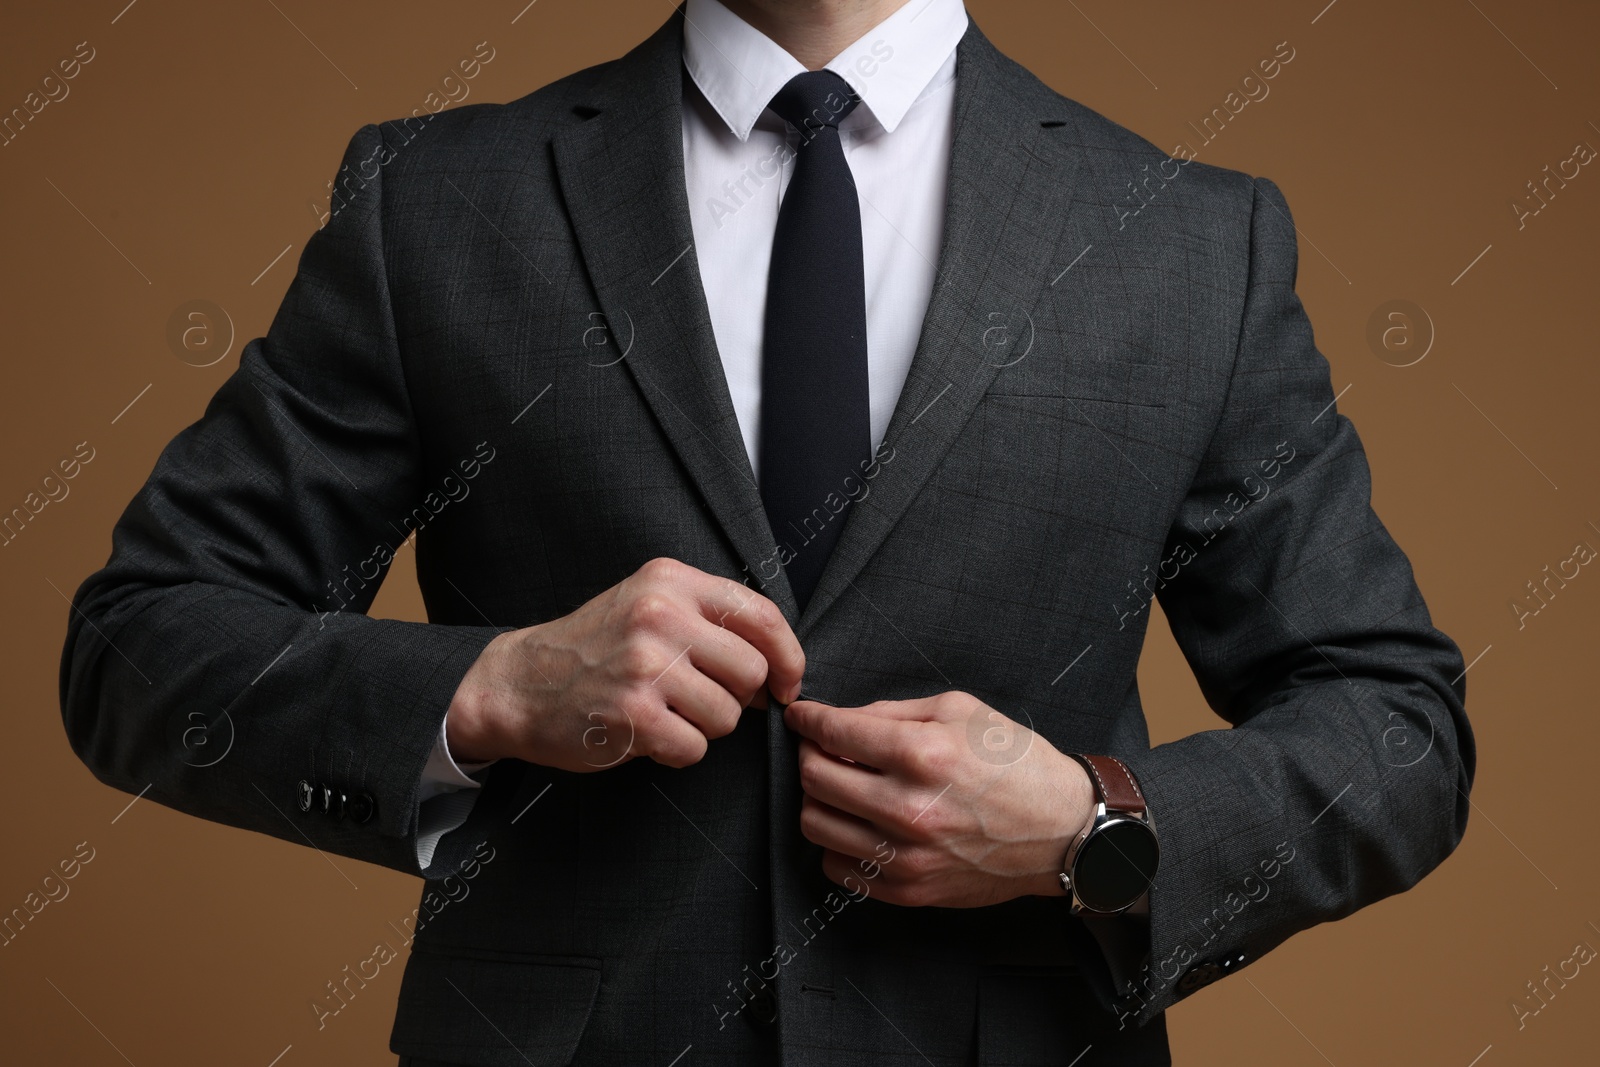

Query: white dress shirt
[414,0,969,869]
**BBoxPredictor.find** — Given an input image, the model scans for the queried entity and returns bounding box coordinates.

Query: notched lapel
[551,13,801,621]
[796,23,1089,638]
[548,15,1094,636]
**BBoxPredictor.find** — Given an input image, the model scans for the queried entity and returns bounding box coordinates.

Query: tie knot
[767,70,861,137]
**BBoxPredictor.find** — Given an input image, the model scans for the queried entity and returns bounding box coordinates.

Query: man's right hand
[442,557,804,772]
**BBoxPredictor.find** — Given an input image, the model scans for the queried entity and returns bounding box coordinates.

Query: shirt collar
[682,0,968,141]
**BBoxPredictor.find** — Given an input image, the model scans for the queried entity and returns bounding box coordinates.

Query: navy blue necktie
[758,71,872,613]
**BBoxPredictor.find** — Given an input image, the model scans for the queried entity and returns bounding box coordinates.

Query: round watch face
[1072,817,1159,913]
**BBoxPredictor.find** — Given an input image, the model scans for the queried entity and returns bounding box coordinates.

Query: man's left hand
[784,692,1095,908]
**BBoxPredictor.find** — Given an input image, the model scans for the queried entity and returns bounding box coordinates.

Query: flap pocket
[390,946,602,1067]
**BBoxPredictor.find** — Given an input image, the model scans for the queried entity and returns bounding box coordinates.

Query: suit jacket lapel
[796,22,1088,639]
[551,12,802,621]
[551,13,1087,635]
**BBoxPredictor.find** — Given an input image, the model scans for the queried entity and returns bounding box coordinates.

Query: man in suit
[60,0,1475,1063]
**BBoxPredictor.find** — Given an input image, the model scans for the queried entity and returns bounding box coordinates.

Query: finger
[630,693,712,769]
[851,696,960,722]
[675,611,772,708]
[796,738,896,823]
[820,848,862,893]
[656,658,745,741]
[785,701,912,768]
[682,571,805,703]
[624,668,726,767]
[799,795,884,860]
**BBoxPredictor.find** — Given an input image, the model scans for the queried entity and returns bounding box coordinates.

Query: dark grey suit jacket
[60,10,1474,1066]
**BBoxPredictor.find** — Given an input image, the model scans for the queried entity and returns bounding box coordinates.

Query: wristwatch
[1057,753,1160,915]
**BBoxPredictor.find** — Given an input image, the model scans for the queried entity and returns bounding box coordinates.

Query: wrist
[445,630,515,763]
[1029,748,1098,897]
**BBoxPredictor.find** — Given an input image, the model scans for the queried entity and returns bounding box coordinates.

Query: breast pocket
[968,350,1174,518]
[985,355,1168,409]
[390,945,603,1067]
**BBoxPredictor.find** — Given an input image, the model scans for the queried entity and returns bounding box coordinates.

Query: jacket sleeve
[58,123,501,880]
[1108,175,1476,1025]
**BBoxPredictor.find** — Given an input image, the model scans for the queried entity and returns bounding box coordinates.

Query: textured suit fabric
[59,10,1474,1067]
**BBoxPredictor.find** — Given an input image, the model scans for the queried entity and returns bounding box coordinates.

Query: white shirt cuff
[415,713,498,869]
[419,713,497,801]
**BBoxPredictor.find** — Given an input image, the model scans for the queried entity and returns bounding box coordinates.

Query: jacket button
[745,987,778,1026]
[317,783,336,816]
[345,791,377,824]
[295,780,315,813]
[1177,963,1222,994]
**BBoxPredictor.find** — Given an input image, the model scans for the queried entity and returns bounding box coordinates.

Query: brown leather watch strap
[1070,753,1146,816]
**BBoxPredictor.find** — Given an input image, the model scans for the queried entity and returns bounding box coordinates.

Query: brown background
[2,1,1595,1063]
